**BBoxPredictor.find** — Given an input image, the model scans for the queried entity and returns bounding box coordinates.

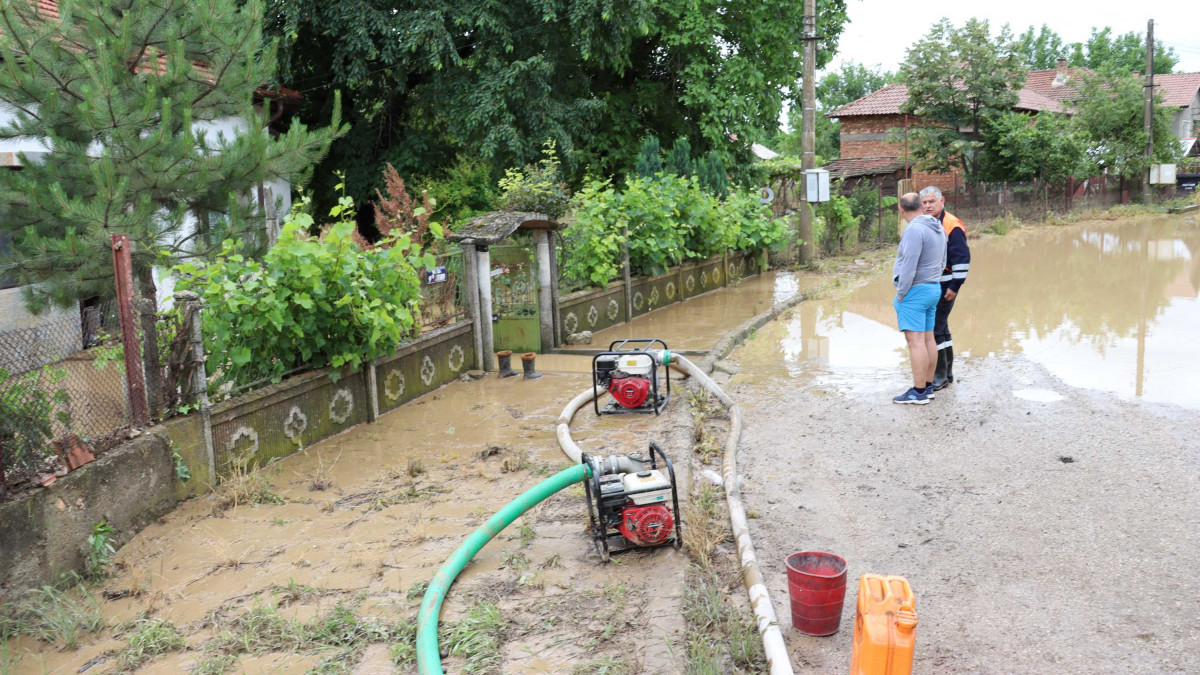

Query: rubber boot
[496,350,518,378]
[521,352,542,379]
[932,349,950,390]
[944,345,955,385]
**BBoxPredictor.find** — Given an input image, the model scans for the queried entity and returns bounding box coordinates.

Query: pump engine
[581,443,682,562]
[592,339,671,415]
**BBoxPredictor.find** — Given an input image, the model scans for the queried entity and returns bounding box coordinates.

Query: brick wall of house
[839,115,907,159]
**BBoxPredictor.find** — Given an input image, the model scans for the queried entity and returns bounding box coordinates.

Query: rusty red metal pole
[112,234,149,427]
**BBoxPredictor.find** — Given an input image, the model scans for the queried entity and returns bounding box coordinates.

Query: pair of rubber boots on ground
[895,347,954,405]
[496,350,541,379]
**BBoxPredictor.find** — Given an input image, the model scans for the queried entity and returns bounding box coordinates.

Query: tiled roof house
[825,58,1200,190]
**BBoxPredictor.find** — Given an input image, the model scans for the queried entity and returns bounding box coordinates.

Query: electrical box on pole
[1149,164,1176,184]
[804,169,830,203]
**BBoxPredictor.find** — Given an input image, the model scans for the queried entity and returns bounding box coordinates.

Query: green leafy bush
[499,141,571,220]
[173,198,435,391]
[420,156,500,229]
[0,367,70,478]
[814,192,860,253]
[561,176,781,289]
[721,191,787,252]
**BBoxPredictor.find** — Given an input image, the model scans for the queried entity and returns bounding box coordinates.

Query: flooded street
[730,215,1200,673]
[8,215,1198,673]
[4,269,814,674]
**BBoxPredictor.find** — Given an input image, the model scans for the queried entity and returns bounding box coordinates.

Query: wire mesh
[418,251,467,330]
[1,309,129,492]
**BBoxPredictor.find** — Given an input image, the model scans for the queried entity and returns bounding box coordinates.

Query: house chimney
[1056,57,1067,71]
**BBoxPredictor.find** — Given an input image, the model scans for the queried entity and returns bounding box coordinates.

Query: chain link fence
[1,307,130,494]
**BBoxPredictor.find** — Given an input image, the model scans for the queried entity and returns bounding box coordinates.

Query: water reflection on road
[736,216,1200,409]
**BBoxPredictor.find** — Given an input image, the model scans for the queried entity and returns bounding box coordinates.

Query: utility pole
[798,0,817,264]
[1143,19,1154,206]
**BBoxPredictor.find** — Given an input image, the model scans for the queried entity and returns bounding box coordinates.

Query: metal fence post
[112,234,149,427]
[176,291,215,485]
[366,361,380,423]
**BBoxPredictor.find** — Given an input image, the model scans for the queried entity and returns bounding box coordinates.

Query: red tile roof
[828,84,910,118]
[1154,72,1200,108]
[36,0,58,18]
[829,81,1062,118]
[1023,67,1089,101]
[824,156,904,179]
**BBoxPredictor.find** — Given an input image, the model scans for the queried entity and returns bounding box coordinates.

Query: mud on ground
[4,372,697,674]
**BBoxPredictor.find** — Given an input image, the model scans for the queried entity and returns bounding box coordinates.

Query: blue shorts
[893,282,940,332]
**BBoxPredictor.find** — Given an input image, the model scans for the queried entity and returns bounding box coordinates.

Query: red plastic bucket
[786,551,848,636]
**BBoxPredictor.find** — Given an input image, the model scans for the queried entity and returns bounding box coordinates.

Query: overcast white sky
[826,0,1200,75]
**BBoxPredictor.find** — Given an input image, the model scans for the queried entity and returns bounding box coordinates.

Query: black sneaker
[892,387,929,405]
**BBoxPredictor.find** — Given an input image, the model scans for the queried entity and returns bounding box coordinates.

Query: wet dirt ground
[4,270,815,674]
[729,215,1200,673]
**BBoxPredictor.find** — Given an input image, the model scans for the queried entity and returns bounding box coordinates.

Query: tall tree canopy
[1016,24,1178,74]
[268,0,850,211]
[899,18,1025,180]
[1072,65,1180,179]
[0,0,343,309]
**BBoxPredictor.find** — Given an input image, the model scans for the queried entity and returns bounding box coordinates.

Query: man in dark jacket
[920,186,970,389]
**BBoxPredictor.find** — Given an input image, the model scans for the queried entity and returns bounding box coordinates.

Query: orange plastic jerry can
[849,574,917,675]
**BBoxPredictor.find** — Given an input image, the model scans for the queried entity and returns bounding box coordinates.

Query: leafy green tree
[899,18,1025,180]
[268,0,851,210]
[1072,66,1180,179]
[977,112,1084,183]
[1068,27,1177,75]
[0,0,344,310]
[1016,24,1067,69]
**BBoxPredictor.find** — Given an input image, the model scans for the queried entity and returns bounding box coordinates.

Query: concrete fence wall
[557,252,761,338]
[0,321,477,599]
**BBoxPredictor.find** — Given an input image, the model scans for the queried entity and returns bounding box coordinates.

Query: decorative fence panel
[375,322,475,415]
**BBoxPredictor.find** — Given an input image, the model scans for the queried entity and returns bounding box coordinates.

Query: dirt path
[729,215,1200,673]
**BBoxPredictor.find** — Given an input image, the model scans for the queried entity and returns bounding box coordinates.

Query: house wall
[1175,91,1200,140]
[839,115,908,159]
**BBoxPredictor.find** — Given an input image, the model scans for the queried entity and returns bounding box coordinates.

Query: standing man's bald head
[899,192,921,221]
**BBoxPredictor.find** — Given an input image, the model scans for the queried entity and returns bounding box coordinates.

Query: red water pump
[582,443,682,562]
[592,339,671,415]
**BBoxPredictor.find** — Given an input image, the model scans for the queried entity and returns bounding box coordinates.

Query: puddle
[563,270,819,351]
[732,216,1200,409]
[1012,388,1064,403]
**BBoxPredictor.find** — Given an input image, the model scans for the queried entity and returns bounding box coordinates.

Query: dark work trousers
[934,295,956,350]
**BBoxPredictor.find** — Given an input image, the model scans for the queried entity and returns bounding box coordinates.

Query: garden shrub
[499,141,571,220]
[173,196,436,391]
[0,366,70,479]
[561,175,782,290]
[419,156,500,229]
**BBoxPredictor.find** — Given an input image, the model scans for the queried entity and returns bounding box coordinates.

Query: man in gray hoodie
[891,192,947,404]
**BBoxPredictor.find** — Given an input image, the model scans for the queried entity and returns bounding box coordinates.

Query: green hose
[416,462,591,674]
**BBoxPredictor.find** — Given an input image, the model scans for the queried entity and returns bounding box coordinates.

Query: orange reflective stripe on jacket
[941,211,965,237]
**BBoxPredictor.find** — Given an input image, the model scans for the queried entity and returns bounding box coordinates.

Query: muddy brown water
[3,269,817,673]
[562,270,814,351]
[730,215,1200,673]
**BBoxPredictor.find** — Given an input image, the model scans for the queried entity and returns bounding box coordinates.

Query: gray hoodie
[892,214,947,300]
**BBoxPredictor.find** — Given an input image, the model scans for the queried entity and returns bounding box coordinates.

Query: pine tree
[697,151,729,199]
[666,137,694,178]
[0,0,344,310]
[635,136,662,177]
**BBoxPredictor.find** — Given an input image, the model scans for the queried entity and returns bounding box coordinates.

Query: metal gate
[490,245,540,353]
